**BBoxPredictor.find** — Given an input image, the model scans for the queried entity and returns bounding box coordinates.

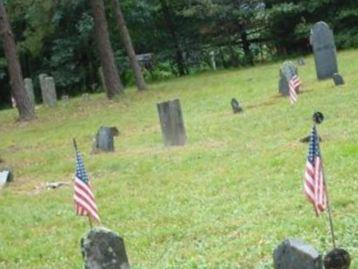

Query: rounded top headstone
[310,21,335,47]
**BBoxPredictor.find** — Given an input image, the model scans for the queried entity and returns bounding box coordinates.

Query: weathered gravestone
[332,73,345,86]
[157,99,186,146]
[279,61,298,96]
[273,238,323,269]
[231,98,243,113]
[0,169,13,189]
[324,248,351,269]
[39,74,57,107]
[81,227,130,269]
[297,58,306,66]
[24,78,35,105]
[310,21,338,80]
[92,127,119,153]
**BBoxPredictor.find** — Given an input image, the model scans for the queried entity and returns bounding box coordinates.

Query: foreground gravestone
[24,78,35,105]
[310,21,338,80]
[0,169,13,189]
[81,227,130,269]
[279,61,298,96]
[231,98,243,113]
[157,99,186,146]
[273,238,323,269]
[324,248,351,269]
[332,73,344,86]
[92,127,119,153]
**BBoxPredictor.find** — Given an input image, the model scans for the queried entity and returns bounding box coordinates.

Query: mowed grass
[0,50,357,269]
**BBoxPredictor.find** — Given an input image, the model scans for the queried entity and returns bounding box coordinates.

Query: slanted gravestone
[273,238,322,269]
[332,73,344,86]
[0,169,13,189]
[279,61,298,96]
[81,227,130,269]
[310,21,338,80]
[24,78,35,105]
[92,127,119,153]
[157,99,186,146]
[231,98,243,113]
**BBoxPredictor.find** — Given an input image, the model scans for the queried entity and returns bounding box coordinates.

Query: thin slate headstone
[273,238,323,269]
[92,126,119,153]
[279,61,298,96]
[157,99,186,146]
[43,76,57,107]
[332,73,344,86]
[24,78,35,105]
[81,227,130,269]
[231,98,243,113]
[209,51,216,70]
[0,169,13,189]
[310,21,338,80]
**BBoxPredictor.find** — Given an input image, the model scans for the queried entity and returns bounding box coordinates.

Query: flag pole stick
[315,123,336,249]
[88,216,93,229]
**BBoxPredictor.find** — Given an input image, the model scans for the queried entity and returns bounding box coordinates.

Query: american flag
[74,149,100,223]
[289,75,301,104]
[303,125,327,215]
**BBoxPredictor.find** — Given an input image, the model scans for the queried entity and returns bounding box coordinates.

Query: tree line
[0,0,357,119]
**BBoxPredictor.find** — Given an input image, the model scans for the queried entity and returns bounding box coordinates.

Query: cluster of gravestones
[279,21,344,98]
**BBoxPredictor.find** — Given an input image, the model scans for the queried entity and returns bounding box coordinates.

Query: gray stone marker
[332,73,344,86]
[279,61,298,96]
[297,58,306,66]
[81,227,130,269]
[0,169,13,189]
[273,238,323,269]
[24,78,35,105]
[157,99,186,146]
[310,21,338,80]
[44,77,57,107]
[231,98,243,113]
[92,127,119,153]
[39,73,48,103]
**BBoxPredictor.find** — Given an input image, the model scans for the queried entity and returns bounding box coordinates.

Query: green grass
[0,50,357,269]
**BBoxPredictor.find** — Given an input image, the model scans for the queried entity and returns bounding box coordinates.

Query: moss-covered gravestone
[279,61,298,96]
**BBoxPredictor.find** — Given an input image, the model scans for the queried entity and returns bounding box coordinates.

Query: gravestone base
[332,73,344,86]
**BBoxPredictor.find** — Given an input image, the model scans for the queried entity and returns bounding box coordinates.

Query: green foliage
[0,50,358,268]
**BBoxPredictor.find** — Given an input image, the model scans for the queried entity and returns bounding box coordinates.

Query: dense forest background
[0,0,357,107]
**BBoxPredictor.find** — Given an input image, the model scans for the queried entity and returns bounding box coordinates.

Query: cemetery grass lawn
[0,50,358,269]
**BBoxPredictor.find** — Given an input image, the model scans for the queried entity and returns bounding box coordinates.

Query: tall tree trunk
[159,0,188,76]
[112,0,147,91]
[0,1,35,121]
[89,0,123,99]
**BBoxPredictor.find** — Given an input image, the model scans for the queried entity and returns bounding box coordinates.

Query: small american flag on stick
[303,125,327,215]
[289,75,301,104]
[73,140,100,223]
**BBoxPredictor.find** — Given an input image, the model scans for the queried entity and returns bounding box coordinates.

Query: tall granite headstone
[273,238,323,269]
[24,78,35,105]
[310,21,338,80]
[157,99,186,146]
[39,73,48,103]
[279,61,298,96]
[43,76,57,107]
[81,227,130,269]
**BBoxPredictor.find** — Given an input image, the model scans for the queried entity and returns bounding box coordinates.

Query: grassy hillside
[0,50,357,269]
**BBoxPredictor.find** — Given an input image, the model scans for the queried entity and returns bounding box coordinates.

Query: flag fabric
[74,150,100,222]
[289,75,301,104]
[303,125,327,216]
